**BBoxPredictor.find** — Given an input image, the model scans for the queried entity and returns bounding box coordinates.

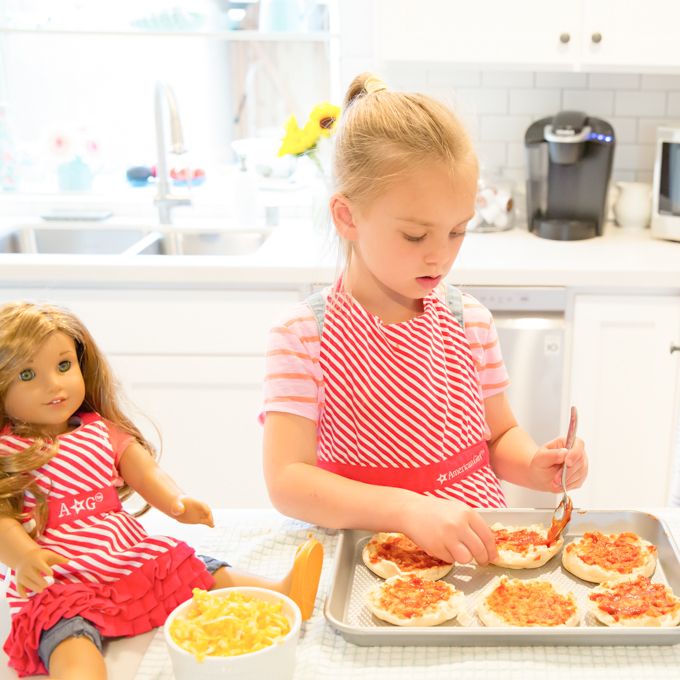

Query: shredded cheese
[168,589,291,662]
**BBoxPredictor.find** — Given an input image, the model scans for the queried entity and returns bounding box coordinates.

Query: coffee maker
[525,111,615,240]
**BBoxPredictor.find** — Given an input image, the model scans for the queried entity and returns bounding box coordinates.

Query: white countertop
[3,508,679,680]
[1,217,679,289]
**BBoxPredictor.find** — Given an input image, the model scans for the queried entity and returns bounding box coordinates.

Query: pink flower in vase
[48,131,72,157]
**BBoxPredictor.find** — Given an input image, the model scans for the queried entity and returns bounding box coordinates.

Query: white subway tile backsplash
[339,58,375,91]
[535,72,587,89]
[668,93,680,118]
[611,170,637,183]
[456,88,508,115]
[339,0,374,59]
[614,144,656,171]
[636,170,654,184]
[563,89,614,117]
[474,141,507,169]
[609,118,637,144]
[638,118,680,144]
[428,69,481,88]
[507,142,525,168]
[615,91,666,117]
[482,71,534,88]
[588,73,640,90]
[641,75,680,91]
[480,115,532,142]
[509,88,560,116]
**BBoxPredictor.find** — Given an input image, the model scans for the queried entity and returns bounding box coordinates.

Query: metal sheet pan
[323,510,680,646]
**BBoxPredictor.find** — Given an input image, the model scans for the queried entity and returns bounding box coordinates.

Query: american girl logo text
[47,486,122,529]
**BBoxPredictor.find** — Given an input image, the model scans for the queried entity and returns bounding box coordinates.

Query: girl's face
[4,331,85,436]
[342,163,477,307]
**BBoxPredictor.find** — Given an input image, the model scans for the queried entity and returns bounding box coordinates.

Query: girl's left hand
[170,495,215,527]
[529,436,588,493]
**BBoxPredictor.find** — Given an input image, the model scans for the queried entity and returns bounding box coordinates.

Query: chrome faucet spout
[154,80,191,225]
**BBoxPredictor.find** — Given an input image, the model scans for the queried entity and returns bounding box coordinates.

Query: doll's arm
[0,515,69,597]
[118,440,214,527]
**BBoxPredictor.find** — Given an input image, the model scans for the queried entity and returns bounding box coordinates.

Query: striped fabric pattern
[260,284,509,509]
[260,285,510,436]
[0,417,179,618]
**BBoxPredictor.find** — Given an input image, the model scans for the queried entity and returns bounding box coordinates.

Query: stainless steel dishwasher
[462,287,566,508]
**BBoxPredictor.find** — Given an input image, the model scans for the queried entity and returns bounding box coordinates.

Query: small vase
[310,172,333,233]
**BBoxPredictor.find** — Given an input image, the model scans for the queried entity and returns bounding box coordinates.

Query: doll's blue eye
[58,361,71,373]
[19,369,35,381]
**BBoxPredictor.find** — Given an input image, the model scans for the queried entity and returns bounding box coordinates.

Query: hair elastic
[364,76,387,95]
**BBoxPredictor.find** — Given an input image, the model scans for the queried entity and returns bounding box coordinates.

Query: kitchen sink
[138,230,271,256]
[0,226,271,257]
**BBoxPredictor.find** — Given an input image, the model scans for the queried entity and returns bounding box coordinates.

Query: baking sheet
[324,509,680,646]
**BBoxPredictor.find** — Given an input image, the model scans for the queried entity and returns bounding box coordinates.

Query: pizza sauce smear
[378,575,454,619]
[486,579,577,626]
[589,575,680,622]
[368,535,451,570]
[492,528,551,556]
[566,531,657,573]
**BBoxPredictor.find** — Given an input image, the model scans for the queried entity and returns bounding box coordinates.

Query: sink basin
[139,230,271,256]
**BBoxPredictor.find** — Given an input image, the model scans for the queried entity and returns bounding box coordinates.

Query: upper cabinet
[375,0,680,72]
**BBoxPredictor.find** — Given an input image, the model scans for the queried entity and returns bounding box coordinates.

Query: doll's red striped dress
[0,412,213,677]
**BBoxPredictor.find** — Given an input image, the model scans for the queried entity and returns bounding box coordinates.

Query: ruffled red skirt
[3,541,215,677]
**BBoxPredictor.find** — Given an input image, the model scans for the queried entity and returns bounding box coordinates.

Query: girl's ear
[329,193,360,241]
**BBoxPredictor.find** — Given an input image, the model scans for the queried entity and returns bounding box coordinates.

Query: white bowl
[164,587,302,680]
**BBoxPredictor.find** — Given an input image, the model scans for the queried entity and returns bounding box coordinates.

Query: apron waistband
[46,486,122,529]
[317,439,490,494]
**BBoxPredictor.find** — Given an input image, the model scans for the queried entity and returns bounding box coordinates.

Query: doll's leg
[48,636,106,680]
[210,539,323,621]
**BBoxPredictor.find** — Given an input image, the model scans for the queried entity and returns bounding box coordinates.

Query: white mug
[613,181,653,229]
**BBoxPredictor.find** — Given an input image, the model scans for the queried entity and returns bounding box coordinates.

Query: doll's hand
[530,436,588,493]
[170,495,215,528]
[401,495,499,566]
[15,548,69,599]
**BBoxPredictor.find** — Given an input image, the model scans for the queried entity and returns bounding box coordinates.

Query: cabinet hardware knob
[592,32,602,43]
[672,343,680,354]
[560,32,571,44]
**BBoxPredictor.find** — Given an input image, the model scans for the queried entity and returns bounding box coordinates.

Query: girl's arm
[118,441,214,527]
[263,411,499,565]
[485,391,588,492]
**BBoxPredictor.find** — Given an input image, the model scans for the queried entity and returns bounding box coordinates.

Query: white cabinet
[0,286,301,509]
[567,295,680,508]
[375,0,680,71]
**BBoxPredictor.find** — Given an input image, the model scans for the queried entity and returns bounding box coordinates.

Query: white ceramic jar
[613,182,653,229]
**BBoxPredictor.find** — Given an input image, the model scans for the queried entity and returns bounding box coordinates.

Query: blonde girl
[0,301,321,680]
[261,73,588,566]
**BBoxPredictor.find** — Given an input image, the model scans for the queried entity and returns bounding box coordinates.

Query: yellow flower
[309,101,341,137]
[277,116,321,157]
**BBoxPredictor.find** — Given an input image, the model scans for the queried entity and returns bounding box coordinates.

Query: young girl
[0,301,322,679]
[261,73,588,568]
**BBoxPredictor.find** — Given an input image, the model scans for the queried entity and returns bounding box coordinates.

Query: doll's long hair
[0,301,158,537]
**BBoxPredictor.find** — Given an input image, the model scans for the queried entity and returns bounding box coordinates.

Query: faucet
[154,81,191,224]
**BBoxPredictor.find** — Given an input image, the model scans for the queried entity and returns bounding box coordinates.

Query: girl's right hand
[15,548,69,598]
[401,496,498,566]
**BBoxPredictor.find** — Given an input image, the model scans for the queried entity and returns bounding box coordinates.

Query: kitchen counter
[1,218,679,289]
[3,508,679,680]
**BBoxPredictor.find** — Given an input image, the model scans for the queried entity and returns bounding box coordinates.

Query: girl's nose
[424,238,449,266]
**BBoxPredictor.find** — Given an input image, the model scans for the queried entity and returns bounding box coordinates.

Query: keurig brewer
[525,111,615,240]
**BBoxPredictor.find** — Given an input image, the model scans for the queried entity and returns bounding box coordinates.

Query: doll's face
[4,331,85,436]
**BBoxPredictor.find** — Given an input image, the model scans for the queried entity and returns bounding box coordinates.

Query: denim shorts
[38,554,229,671]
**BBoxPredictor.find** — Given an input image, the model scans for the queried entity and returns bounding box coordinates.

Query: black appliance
[525,110,615,240]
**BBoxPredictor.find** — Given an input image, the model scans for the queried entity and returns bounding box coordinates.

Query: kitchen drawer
[0,288,300,355]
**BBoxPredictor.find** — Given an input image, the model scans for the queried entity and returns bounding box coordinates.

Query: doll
[0,301,323,680]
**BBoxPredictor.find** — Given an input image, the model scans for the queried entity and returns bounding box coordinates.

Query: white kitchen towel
[134,510,680,680]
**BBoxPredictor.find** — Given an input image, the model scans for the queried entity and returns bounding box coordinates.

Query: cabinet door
[108,355,272,510]
[581,0,680,69]
[568,295,680,508]
[375,0,580,67]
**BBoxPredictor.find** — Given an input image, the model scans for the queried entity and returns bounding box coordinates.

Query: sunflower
[308,101,341,137]
[277,116,321,157]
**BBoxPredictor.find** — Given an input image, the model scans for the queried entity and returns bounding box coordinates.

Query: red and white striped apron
[316,281,507,508]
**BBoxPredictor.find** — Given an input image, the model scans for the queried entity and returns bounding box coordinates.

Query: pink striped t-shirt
[259,284,509,439]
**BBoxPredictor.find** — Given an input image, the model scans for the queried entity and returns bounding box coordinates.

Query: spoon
[546,406,578,543]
